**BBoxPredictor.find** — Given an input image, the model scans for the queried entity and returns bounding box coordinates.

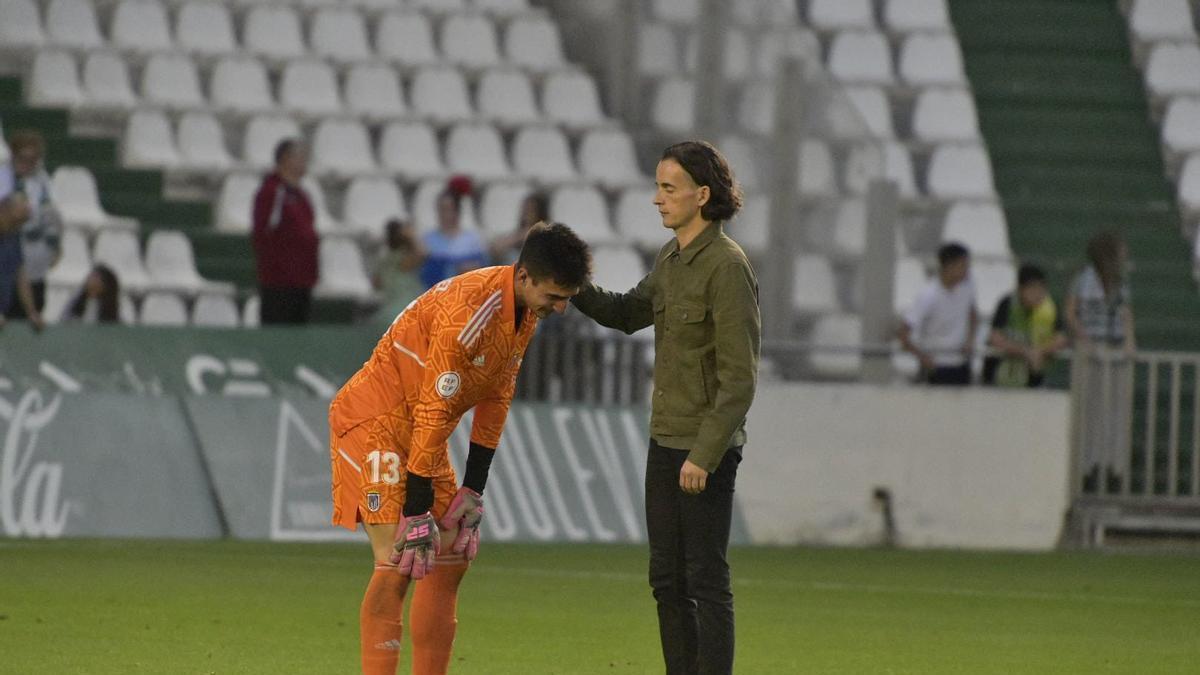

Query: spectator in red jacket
[252,139,319,324]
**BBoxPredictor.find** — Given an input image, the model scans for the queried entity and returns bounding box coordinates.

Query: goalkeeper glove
[439,487,483,560]
[390,512,441,579]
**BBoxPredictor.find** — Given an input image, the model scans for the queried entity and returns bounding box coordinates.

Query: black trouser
[645,439,741,675]
[5,280,45,319]
[926,363,971,386]
[259,286,312,325]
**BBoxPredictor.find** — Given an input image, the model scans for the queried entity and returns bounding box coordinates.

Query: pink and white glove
[439,487,483,561]
[390,512,441,579]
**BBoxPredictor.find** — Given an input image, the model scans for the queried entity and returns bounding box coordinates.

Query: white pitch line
[479,565,1200,610]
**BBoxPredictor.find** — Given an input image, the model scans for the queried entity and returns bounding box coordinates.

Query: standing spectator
[252,139,319,325]
[0,130,47,330]
[1,130,60,321]
[571,141,759,675]
[489,191,549,265]
[898,243,978,385]
[1066,230,1135,493]
[419,176,489,288]
[62,264,121,324]
[982,264,1068,387]
[372,218,426,321]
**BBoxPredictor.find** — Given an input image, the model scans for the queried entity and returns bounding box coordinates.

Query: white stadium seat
[808,0,874,31]
[927,144,996,200]
[733,0,799,25]
[82,51,136,110]
[1128,0,1197,43]
[512,126,576,185]
[1176,153,1200,215]
[638,23,680,78]
[651,77,695,134]
[345,63,408,121]
[899,33,967,86]
[828,31,894,85]
[110,0,172,54]
[311,118,377,178]
[477,68,542,129]
[215,172,260,233]
[177,112,234,171]
[314,238,373,300]
[141,53,205,109]
[279,59,343,117]
[843,141,919,198]
[302,176,343,233]
[46,0,103,50]
[93,230,152,295]
[616,187,667,251]
[972,260,1016,315]
[808,314,863,378]
[310,7,372,64]
[477,181,532,237]
[756,28,821,78]
[684,28,752,79]
[192,293,239,328]
[0,0,44,49]
[444,123,512,182]
[176,1,237,57]
[1161,97,1200,157]
[210,56,274,114]
[504,16,567,73]
[550,185,616,245]
[376,11,440,68]
[139,291,188,326]
[651,0,698,24]
[894,256,928,313]
[441,13,502,71]
[242,295,259,328]
[241,115,301,170]
[590,244,647,293]
[343,176,408,237]
[543,71,607,131]
[145,230,206,294]
[791,254,839,314]
[942,201,1011,259]
[717,134,762,191]
[730,192,768,255]
[578,128,648,190]
[833,85,895,139]
[29,50,82,108]
[122,109,180,168]
[831,198,868,257]
[243,5,305,62]
[45,229,91,290]
[379,120,446,181]
[1145,43,1200,98]
[737,81,776,136]
[912,88,980,142]
[799,139,837,197]
[411,66,474,125]
[52,166,131,232]
[884,0,951,32]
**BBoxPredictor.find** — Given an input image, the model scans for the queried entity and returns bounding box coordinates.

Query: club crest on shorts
[436,371,461,398]
[367,492,382,512]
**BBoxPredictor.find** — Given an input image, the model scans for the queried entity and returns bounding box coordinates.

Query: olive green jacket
[571,223,761,472]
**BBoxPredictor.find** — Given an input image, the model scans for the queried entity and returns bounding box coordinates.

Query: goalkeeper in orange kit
[328,222,591,674]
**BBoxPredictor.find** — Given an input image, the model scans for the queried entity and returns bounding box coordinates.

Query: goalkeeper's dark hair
[517,221,591,289]
[661,140,744,222]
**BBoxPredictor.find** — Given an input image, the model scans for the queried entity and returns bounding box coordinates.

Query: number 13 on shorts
[366,450,402,484]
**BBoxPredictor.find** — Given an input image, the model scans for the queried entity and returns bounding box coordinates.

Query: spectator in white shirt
[897,242,978,385]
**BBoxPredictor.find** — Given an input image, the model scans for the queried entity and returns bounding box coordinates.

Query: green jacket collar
[669,222,723,265]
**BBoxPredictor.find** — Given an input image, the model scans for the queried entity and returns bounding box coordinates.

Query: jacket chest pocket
[672,301,710,348]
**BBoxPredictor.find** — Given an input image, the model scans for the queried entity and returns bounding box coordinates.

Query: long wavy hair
[1086,230,1125,298]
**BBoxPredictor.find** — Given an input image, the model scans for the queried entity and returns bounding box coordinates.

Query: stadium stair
[950,0,1200,353]
[2,74,353,322]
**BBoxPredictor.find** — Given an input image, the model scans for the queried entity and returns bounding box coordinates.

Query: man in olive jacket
[571,141,760,675]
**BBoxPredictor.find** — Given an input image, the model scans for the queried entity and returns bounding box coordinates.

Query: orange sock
[360,561,410,675]
[408,555,469,675]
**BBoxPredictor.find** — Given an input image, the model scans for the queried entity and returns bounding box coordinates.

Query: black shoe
[1105,467,1123,494]
[1082,466,1100,494]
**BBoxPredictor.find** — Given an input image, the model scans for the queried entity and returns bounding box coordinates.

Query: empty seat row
[28,51,608,129]
[1125,0,1198,45]
[0,0,561,71]
[46,228,223,297]
[649,0,950,32]
[44,286,256,327]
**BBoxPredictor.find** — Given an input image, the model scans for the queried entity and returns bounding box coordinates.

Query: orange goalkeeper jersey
[329,265,539,478]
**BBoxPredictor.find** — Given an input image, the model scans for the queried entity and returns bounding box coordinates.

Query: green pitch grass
[2,540,1199,674]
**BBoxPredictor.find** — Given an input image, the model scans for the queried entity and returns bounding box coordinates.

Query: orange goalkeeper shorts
[330,416,457,531]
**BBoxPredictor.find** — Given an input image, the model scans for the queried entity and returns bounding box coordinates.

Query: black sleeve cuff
[403,472,434,516]
[462,442,496,494]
